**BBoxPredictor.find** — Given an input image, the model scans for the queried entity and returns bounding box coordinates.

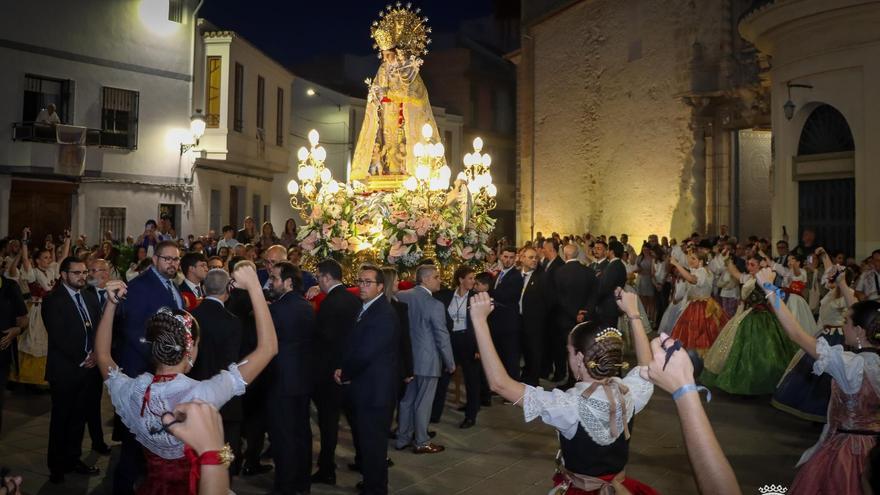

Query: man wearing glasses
[336,265,400,495]
[112,240,185,494]
[42,257,102,483]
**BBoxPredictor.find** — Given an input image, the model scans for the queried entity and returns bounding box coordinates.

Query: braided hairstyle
[569,321,629,380]
[143,308,201,367]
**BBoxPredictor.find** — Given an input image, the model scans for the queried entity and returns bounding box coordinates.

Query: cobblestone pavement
[0,381,815,494]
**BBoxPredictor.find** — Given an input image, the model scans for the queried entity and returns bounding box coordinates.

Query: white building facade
[0,0,291,242]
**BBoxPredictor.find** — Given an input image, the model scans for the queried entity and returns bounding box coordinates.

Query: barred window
[256,75,265,130]
[23,74,73,124]
[168,0,184,23]
[98,207,126,243]
[101,87,139,149]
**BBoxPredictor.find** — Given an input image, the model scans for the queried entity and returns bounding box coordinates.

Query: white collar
[184,278,200,292]
[565,259,579,263]
[205,296,225,305]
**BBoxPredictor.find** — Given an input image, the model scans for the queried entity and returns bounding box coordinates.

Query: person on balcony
[35,104,61,125]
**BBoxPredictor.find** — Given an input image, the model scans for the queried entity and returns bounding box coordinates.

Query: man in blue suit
[113,240,184,495]
[337,265,399,495]
[266,261,316,495]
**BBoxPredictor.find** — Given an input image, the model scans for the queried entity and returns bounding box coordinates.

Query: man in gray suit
[395,265,455,453]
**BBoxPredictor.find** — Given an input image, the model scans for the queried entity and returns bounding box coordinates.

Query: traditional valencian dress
[522,368,658,494]
[701,277,799,395]
[789,340,879,494]
[106,364,247,494]
[772,290,849,422]
[14,262,58,385]
[658,279,687,335]
[669,266,728,354]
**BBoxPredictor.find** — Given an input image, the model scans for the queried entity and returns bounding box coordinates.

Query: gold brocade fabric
[703,297,724,321]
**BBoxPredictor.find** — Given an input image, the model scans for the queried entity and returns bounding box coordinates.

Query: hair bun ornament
[595,328,623,342]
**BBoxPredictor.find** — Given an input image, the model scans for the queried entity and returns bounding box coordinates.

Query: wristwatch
[199,443,234,468]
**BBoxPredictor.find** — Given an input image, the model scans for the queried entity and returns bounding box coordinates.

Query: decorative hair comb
[595,328,623,342]
[587,360,630,371]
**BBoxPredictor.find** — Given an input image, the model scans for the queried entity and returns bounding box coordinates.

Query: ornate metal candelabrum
[460,137,497,212]
[286,129,337,218]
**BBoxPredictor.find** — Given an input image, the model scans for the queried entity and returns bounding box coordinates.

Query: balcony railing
[13,122,105,147]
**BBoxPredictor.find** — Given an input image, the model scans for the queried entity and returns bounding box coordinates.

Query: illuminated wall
[518,0,730,245]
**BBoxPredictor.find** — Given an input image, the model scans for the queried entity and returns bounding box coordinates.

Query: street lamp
[783,83,814,121]
[180,109,206,155]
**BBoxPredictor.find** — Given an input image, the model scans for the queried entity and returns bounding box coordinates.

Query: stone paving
[0,382,816,495]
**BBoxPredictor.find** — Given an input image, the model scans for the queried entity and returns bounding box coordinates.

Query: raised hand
[232,264,259,291]
[641,334,695,394]
[614,287,639,317]
[164,401,225,455]
[755,267,775,289]
[468,292,494,321]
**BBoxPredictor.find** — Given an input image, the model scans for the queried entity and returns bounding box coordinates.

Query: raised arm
[670,257,697,284]
[59,229,71,261]
[96,280,126,379]
[756,268,818,358]
[644,337,741,495]
[232,265,278,383]
[616,289,652,366]
[469,292,525,404]
[726,258,744,281]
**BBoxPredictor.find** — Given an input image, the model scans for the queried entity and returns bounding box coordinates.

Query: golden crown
[371,2,431,56]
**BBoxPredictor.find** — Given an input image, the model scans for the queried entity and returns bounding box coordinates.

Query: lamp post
[286,129,334,217]
[783,83,814,121]
[460,136,497,211]
[179,109,206,156]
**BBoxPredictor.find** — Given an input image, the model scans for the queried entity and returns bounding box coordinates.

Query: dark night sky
[200,0,494,68]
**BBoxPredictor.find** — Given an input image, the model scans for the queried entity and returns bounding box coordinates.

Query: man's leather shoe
[413,443,445,454]
[459,418,475,429]
[72,461,100,475]
[49,473,64,484]
[242,463,273,476]
[92,443,112,455]
[310,470,336,485]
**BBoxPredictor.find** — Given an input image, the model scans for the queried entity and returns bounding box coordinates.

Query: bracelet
[672,383,712,403]
[627,314,641,321]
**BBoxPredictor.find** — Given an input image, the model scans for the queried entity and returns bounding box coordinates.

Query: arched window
[797,104,854,156]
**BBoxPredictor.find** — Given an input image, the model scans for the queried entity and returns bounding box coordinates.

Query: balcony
[12,122,105,147]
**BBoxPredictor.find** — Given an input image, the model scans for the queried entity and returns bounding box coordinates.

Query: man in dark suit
[43,257,101,483]
[552,244,597,382]
[519,247,546,386]
[311,259,361,485]
[189,268,244,474]
[540,239,564,380]
[590,240,628,329]
[178,252,208,310]
[490,246,524,381]
[337,265,399,495]
[267,261,316,495]
[589,240,610,275]
[113,240,184,494]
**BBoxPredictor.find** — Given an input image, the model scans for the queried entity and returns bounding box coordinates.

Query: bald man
[259,244,318,296]
[550,244,597,383]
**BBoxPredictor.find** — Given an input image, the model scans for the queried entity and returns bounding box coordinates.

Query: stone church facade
[510,0,772,245]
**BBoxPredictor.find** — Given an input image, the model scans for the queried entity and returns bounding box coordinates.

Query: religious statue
[350,4,444,187]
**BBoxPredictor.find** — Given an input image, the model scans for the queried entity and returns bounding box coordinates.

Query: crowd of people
[0,217,878,495]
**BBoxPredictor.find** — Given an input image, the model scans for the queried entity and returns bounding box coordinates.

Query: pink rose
[461,246,474,260]
[397,222,407,229]
[389,241,407,258]
[330,237,348,252]
[436,235,451,247]
[300,231,318,251]
[321,224,332,238]
[414,218,433,236]
[402,232,418,245]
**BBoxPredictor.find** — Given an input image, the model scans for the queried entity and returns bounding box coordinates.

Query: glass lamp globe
[413,142,425,158]
[308,129,320,147]
[326,180,340,194]
[415,164,430,181]
[487,184,497,197]
[433,142,445,158]
[286,180,299,195]
[481,153,492,167]
[472,137,483,153]
[463,153,473,167]
[438,165,451,181]
[404,176,418,191]
[297,146,309,162]
[313,146,327,162]
[320,168,332,183]
[421,123,433,139]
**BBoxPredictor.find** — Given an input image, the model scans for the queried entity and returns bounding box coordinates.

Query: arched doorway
[794,104,855,256]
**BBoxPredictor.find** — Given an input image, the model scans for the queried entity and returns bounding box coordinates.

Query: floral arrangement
[296,179,495,271]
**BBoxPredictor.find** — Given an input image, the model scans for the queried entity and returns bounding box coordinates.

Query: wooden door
[798,178,855,257]
[9,180,75,250]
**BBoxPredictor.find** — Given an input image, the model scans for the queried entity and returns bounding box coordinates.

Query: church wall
[523,0,725,244]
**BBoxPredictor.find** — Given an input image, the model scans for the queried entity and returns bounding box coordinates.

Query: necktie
[166,279,183,309]
[196,285,203,298]
[74,292,93,352]
[97,289,106,310]
[495,269,506,288]
[357,305,366,322]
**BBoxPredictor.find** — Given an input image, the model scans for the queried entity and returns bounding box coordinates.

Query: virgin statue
[351,4,443,185]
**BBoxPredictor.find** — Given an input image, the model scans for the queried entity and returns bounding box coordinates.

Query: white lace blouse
[522,367,654,445]
[106,364,247,459]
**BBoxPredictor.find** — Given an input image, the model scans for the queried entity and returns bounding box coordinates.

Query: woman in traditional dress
[658,275,688,335]
[701,256,799,395]
[15,234,70,385]
[772,250,853,421]
[766,250,818,335]
[470,289,658,494]
[668,251,729,354]
[94,265,277,494]
[756,267,879,494]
